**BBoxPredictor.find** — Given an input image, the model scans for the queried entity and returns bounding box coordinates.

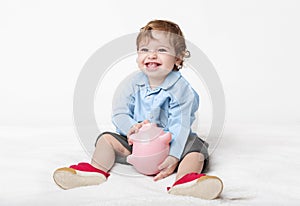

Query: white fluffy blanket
[1,124,299,206]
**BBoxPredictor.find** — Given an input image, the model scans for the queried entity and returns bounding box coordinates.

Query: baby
[53,19,223,200]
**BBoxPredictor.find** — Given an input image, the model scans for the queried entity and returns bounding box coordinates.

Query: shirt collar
[136,71,181,90]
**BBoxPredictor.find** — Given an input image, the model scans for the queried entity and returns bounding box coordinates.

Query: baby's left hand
[153,156,179,181]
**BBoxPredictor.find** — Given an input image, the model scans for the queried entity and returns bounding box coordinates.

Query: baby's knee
[185,152,205,162]
[96,134,113,146]
[97,134,130,156]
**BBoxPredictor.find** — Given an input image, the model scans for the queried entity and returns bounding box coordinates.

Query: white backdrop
[1,1,300,205]
[1,0,300,127]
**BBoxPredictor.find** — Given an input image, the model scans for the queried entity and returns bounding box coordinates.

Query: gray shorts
[96,132,209,172]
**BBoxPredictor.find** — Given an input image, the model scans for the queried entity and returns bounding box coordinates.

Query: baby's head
[136,20,190,71]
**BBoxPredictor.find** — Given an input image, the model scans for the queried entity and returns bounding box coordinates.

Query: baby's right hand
[127,120,150,143]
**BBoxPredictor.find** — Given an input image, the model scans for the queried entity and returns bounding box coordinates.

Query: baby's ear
[175,56,183,66]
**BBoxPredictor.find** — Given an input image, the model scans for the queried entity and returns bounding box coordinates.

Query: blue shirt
[112,70,199,159]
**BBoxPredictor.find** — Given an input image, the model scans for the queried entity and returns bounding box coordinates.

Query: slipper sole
[53,167,106,190]
[168,175,223,200]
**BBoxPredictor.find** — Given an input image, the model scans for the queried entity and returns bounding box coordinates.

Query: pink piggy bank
[127,123,172,175]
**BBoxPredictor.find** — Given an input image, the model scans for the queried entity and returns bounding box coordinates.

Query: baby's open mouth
[145,62,161,69]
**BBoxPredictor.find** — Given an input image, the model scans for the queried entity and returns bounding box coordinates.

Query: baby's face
[136,31,180,81]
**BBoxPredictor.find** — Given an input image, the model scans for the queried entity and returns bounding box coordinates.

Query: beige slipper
[168,173,223,200]
[53,162,109,190]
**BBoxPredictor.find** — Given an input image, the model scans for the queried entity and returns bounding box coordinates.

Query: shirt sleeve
[167,84,199,159]
[111,74,138,136]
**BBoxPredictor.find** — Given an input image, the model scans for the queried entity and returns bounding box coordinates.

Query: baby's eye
[157,48,168,53]
[138,48,149,53]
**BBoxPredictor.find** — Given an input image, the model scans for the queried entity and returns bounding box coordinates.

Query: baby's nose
[147,51,158,58]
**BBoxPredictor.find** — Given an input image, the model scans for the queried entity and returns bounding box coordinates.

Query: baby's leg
[53,133,131,189]
[91,133,131,172]
[168,152,223,199]
[176,152,204,180]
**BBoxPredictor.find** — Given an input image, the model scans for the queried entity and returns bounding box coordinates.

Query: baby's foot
[53,162,110,190]
[167,173,223,200]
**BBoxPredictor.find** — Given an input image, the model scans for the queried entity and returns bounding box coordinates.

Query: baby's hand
[127,120,150,142]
